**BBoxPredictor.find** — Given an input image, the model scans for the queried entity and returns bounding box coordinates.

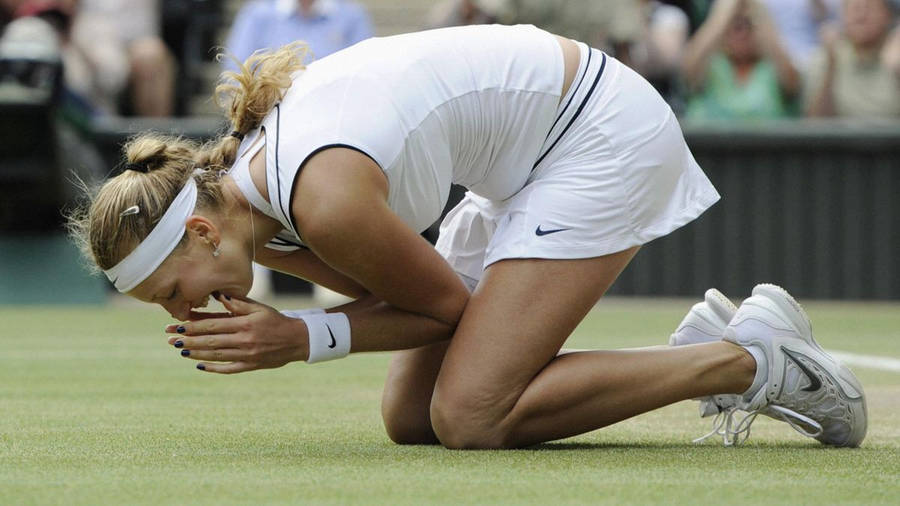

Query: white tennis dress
[229,24,719,287]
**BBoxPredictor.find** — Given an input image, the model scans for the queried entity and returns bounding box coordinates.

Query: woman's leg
[129,37,175,117]
[429,247,757,449]
[381,341,448,444]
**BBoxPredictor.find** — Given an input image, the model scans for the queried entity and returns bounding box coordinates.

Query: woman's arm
[293,147,470,330]
[254,246,370,299]
[806,24,840,117]
[882,25,900,80]
[254,245,461,353]
[682,0,744,92]
[751,1,799,96]
[169,292,460,373]
[168,147,470,373]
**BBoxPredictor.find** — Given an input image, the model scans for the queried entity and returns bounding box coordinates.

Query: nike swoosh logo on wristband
[325,322,336,349]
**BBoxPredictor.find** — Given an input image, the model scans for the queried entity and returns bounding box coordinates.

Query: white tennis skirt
[435,44,720,288]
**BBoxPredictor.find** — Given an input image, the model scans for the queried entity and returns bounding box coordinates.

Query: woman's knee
[381,409,438,445]
[381,343,450,445]
[430,388,509,449]
[381,388,439,445]
[129,37,172,76]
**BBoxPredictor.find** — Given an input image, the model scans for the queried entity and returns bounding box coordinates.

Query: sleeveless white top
[230,24,564,250]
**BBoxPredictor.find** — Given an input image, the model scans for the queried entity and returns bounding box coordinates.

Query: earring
[212,244,221,257]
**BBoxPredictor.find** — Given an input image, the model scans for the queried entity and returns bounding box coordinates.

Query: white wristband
[280,307,326,319]
[296,312,351,363]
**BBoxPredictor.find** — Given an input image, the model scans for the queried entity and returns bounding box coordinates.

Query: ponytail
[197,42,309,171]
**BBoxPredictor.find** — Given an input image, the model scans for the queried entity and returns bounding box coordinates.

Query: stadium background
[3,0,899,304]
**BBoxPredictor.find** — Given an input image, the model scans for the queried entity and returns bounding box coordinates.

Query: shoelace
[692,405,824,446]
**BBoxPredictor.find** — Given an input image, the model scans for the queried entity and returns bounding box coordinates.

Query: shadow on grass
[174,432,877,458]
[525,441,849,451]
[380,439,856,452]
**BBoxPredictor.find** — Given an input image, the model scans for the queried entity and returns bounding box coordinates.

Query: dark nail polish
[174,340,183,348]
[181,349,190,357]
[176,325,185,334]
[196,364,205,370]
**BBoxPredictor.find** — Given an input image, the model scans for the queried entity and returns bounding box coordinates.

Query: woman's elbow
[432,285,470,329]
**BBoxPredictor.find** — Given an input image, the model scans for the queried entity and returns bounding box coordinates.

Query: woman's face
[844,0,891,48]
[128,221,254,321]
[724,13,760,63]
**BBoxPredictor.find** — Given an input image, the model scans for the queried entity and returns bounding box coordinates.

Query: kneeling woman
[69,24,865,448]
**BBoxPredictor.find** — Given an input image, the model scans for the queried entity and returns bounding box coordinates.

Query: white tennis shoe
[669,288,738,417]
[717,284,868,447]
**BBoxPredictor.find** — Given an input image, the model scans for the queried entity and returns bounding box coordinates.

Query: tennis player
[69,24,866,448]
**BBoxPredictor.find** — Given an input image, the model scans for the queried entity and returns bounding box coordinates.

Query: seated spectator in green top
[805,0,900,117]
[682,0,800,119]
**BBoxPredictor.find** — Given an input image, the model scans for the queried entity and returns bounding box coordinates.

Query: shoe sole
[751,284,822,353]
[668,288,736,346]
[705,288,738,323]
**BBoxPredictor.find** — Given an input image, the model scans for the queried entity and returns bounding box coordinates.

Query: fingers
[167,333,245,350]
[195,361,256,374]
[162,311,234,334]
[178,348,244,362]
[164,295,274,376]
[217,293,264,317]
[163,294,266,334]
[166,315,247,336]
[187,310,233,321]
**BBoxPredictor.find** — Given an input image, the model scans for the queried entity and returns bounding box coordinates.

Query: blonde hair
[67,42,308,273]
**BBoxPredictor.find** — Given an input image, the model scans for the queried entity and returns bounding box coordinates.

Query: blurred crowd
[433,0,900,119]
[1,0,175,119]
[1,0,899,122]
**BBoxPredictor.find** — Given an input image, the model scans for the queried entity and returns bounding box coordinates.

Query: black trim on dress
[286,143,381,241]
[532,52,607,171]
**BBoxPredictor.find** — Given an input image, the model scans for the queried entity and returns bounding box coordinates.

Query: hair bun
[124,162,150,173]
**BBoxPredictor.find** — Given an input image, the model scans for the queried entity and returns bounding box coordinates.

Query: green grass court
[2,298,899,504]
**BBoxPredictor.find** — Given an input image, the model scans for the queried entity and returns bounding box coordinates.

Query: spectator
[78,0,175,117]
[630,0,691,105]
[760,0,841,69]
[805,0,900,117]
[13,0,174,117]
[674,0,715,34]
[495,0,642,62]
[14,0,127,118]
[682,0,800,120]
[0,10,105,210]
[0,14,62,100]
[225,0,373,67]
[427,0,499,28]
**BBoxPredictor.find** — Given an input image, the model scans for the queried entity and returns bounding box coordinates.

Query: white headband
[104,178,198,292]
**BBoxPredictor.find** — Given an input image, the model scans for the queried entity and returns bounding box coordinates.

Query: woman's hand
[884,26,900,80]
[165,294,309,374]
[819,22,841,61]
[708,0,747,27]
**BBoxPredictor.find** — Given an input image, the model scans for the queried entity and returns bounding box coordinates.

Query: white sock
[742,345,768,400]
